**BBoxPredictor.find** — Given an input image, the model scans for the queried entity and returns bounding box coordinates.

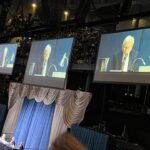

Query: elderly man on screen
[30,44,57,77]
[0,47,15,68]
[112,35,139,72]
[1,47,8,67]
[42,44,51,76]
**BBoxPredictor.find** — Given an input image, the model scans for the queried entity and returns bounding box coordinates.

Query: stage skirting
[2,82,92,150]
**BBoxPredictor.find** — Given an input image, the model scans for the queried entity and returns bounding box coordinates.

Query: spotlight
[32,3,37,8]
[132,18,138,28]
[132,18,136,22]
[64,11,69,16]
[64,10,69,21]
[32,3,37,16]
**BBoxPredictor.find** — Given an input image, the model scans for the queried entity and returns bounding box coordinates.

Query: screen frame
[23,36,75,89]
[0,43,18,75]
[93,26,150,85]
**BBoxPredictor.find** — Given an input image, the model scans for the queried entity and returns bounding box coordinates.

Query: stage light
[64,11,69,16]
[32,3,37,16]
[64,10,69,21]
[32,3,37,8]
[132,18,138,28]
[132,18,136,22]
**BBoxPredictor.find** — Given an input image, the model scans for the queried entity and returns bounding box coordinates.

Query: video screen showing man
[24,38,74,89]
[28,44,69,78]
[0,47,15,68]
[95,30,147,73]
[93,29,150,83]
[29,44,57,77]
[0,47,9,67]
[112,35,139,72]
[0,44,17,74]
[27,38,74,79]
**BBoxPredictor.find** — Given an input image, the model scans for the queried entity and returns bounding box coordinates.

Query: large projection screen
[0,43,18,75]
[94,28,150,84]
[24,37,74,89]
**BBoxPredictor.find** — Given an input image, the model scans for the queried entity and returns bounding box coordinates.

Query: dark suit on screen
[112,50,139,72]
[29,58,57,77]
[32,59,57,77]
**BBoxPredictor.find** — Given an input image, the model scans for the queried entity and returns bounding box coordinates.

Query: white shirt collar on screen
[122,54,129,72]
[42,60,48,76]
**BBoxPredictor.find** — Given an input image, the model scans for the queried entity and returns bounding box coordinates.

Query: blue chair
[70,125,109,150]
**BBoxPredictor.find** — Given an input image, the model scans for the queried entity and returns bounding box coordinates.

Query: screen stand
[134,84,141,98]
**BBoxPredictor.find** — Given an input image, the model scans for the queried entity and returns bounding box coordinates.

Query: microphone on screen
[131,57,146,72]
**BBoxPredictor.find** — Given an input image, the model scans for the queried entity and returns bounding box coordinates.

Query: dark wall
[67,70,150,149]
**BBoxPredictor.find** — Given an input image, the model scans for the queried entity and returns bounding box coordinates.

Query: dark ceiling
[0,0,150,36]
[5,0,150,22]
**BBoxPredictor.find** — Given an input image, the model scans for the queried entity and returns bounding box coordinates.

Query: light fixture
[64,10,69,21]
[31,3,37,16]
[64,11,69,16]
[132,18,136,22]
[32,3,37,8]
[132,18,138,28]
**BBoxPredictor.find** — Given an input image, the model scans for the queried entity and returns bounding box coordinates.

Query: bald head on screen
[43,44,52,62]
[122,35,135,55]
[112,35,139,72]
[28,44,53,76]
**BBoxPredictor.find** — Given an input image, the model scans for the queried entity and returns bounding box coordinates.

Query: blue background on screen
[28,37,73,72]
[96,29,150,71]
[0,44,17,65]
[139,28,150,66]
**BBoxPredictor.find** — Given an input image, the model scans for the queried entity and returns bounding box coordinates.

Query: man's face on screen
[122,40,134,54]
[43,47,51,61]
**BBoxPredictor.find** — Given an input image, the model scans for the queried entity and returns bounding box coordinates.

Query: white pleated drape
[2,82,92,149]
